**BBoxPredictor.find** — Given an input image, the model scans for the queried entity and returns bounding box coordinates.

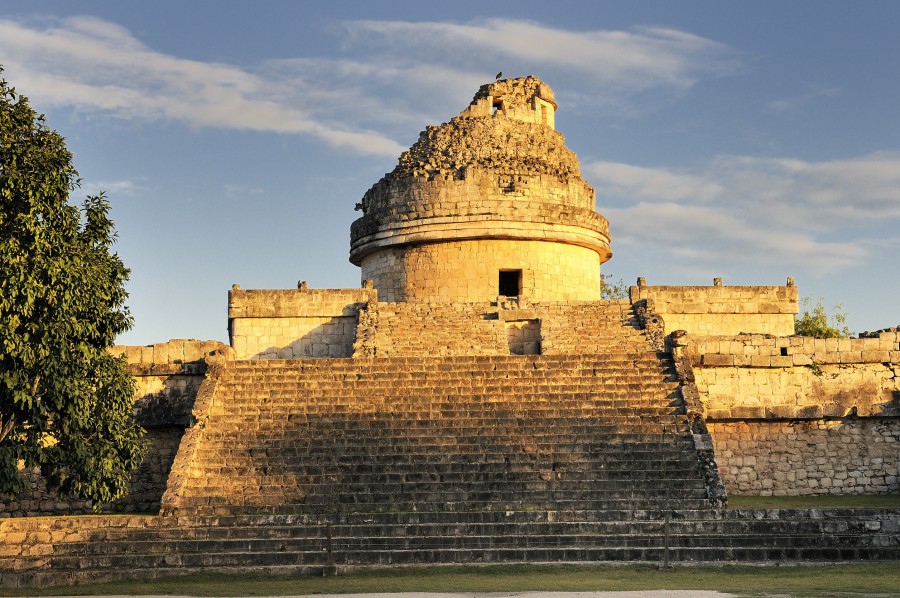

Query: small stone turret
[460,76,558,128]
[350,76,612,302]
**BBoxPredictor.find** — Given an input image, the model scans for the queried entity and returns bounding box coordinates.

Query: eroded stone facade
[709,420,898,495]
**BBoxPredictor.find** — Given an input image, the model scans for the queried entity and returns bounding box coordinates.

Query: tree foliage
[0,70,145,505]
[794,296,852,338]
[600,273,628,300]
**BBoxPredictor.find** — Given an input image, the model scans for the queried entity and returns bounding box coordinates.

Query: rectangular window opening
[780,347,788,356]
[499,269,522,297]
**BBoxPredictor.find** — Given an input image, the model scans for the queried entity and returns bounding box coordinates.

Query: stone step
[225,356,672,372]
[225,359,673,370]
[171,498,717,515]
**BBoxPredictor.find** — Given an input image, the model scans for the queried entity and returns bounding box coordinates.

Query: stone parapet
[228,288,375,319]
[111,339,227,366]
[228,287,376,359]
[684,332,899,420]
[631,283,798,337]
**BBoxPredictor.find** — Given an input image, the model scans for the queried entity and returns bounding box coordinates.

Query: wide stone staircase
[170,352,705,515]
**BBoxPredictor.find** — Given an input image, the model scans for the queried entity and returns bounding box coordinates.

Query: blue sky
[1,1,897,344]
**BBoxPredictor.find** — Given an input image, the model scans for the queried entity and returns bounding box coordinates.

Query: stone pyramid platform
[2,302,897,589]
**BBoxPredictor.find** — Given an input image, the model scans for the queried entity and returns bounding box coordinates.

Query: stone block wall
[684,331,900,496]
[228,288,376,359]
[1,340,220,517]
[708,419,898,495]
[631,283,798,336]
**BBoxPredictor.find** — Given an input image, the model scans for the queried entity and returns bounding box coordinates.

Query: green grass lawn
[727,494,900,509]
[6,563,899,597]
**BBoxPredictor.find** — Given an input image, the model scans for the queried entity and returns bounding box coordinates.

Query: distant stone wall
[361,239,602,303]
[0,340,221,517]
[682,331,900,496]
[632,283,798,336]
[228,287,376,359]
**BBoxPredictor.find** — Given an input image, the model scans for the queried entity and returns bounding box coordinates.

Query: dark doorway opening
[499,270,522,297]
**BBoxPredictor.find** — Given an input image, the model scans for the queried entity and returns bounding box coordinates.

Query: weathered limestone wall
[689,332,900,419]
[228,287,376,359]
[684,332,900,496]
[0,340,220,517]
[632,283,798,336]
[361,239,602,303]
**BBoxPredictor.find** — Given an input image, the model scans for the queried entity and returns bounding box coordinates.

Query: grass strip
[7,562,899,597]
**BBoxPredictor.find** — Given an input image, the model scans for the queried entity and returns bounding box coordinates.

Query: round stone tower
[350,76,611,302]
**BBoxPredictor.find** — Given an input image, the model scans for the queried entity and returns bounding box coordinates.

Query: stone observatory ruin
[350,76,611,303]
[2,76,897,588]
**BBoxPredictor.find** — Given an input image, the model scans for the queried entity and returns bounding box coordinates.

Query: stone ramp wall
[683,331,900,496]
[353,299,646,358]
[535,300,640,355]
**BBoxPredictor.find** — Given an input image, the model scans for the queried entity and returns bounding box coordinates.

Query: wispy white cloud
[0,15,738,156]
[768,86,841,112]
[339,19,740,116]
[224,184,265,198]
[343,19,738,92]
[80,179,138,197]
[0,16,405,157]
[590,151,900,274]
[585,162,724,202]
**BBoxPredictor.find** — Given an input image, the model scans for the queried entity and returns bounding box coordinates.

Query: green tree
[794,296,852,338]
[600,273,628,300]
[0,70,144,505]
